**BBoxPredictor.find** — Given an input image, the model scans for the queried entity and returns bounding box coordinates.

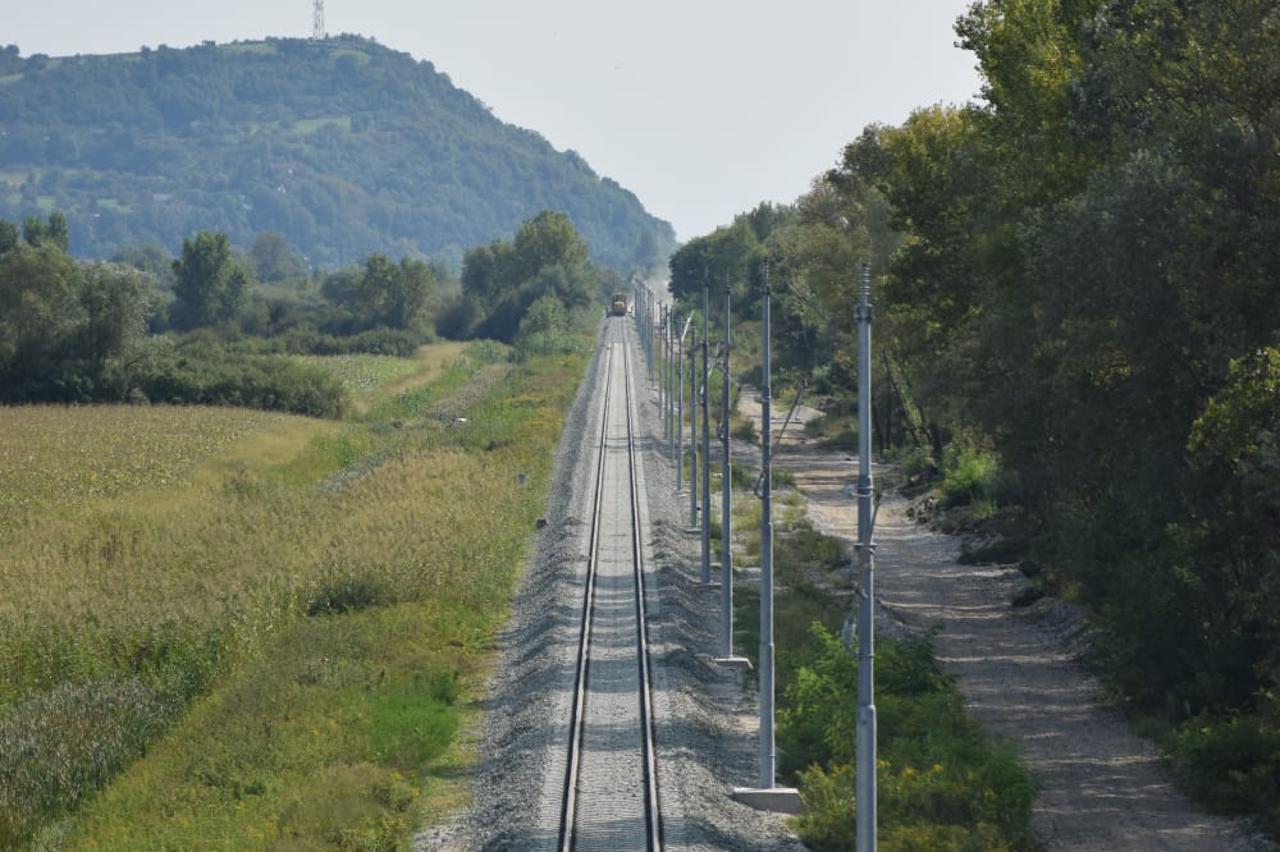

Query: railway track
[558,319,662,851]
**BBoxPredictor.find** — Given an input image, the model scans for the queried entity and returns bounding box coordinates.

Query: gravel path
[735,388,1274,851]
[419,325,802,851]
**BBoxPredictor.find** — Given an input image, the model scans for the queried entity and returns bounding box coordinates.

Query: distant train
[609,293,629,316]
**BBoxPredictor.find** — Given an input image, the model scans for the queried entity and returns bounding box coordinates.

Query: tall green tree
[249,232,307,283]
[171,231,253,329]
[357,254,433,329]
[0,218,17,255]
[21,212,69,252]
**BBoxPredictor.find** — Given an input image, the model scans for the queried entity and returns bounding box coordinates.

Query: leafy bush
[785,626,1038,851]
[940,446,1001,509]
[275,326,430,357]
[887,443,937,482]
[133,339,347,418]
[1172,715,1280,829]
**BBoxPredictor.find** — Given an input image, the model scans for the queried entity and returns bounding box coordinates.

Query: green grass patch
[732,516,1037,850]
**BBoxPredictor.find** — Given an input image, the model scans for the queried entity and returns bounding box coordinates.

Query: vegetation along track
[559,319,662,851]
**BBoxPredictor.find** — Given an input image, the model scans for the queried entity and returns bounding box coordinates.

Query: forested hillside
[0,37,675,269]
[673,0,1280,836]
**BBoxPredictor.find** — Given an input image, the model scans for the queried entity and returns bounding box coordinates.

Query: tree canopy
[0,36,676,271]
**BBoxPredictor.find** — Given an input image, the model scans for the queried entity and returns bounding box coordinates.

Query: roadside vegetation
[0,210,603,846]
[727,487,1037,850]
[0,340,589,847]
[0,209,609,416]
[674,0,1280,836]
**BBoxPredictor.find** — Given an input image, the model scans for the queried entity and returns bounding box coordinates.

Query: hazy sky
[5,1,984,240]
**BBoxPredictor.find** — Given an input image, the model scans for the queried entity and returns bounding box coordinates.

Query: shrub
[783,625,1037,851]
[1172,716,1280,824]
[888,443,938,482]
[133,341,347,418]
[940,446,1001,508]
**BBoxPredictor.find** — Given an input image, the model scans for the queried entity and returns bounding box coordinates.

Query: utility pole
[759,270,775,787]
[668,310,677,455]
[700,278,713,585]
[732,262,797,812]
[718,278,737,659]
[688,330,699,530]
[677,316,690,492]
[855,262,878,852]
[647,292,655,383]
[659,304,667,418]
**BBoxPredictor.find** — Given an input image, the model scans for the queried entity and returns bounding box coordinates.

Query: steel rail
[621,322,663,851]
[558,320,662,851]
[558,333,615,851]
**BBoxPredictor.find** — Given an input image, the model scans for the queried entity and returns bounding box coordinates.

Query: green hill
[0,37,675,269]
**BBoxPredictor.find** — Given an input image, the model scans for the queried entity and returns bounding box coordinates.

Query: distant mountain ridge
[0,36,675,269]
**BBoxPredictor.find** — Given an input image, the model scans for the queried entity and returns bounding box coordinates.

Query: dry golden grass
[0,406,306,527]
[0,341,586,846]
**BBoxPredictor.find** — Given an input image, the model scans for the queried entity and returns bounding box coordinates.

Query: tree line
[0,209,608,415]
[675,0,1280,835]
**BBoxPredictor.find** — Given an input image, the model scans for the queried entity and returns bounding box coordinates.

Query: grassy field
[0,340,588,847]
[295,342,467,417]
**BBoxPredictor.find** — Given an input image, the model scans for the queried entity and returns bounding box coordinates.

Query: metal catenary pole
[720,279,734,656]
[855,261,877,852]
[669,311,677,454]
[659,304,667,420]
[665,307,673,443]
[677,316,686,491]
[700,279,712,584]
[643,290,650,380]
[648,292,654,380]
[689,331,699,528]
[759,268,776,789]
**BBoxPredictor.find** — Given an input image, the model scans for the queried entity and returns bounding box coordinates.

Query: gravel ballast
[419,320,802,851]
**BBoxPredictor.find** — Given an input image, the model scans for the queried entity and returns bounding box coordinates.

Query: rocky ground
[419,327,802,851]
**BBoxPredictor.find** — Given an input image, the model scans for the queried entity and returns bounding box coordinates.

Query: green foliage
[731,416,757,444]
[1171,714,1280,833]
[171,231,253,330]
[132,337,347,418]
[887,443,937,483]
[0,343,587,845]
[939,445,1000,509]
[514,294,593,359]
[0,242,152,401]
[0,37,675,270]
[0,219,17,255]
[786,626,1037,851]
[248,231,306,283]
[21,212,68,252]
[0,677,176,846]
[729,512,1034,848]
[680,0,1280,834]
[462,210,603,344]
[357,253,433,330]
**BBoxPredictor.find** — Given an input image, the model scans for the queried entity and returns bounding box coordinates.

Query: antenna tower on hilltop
[312,1,326,41]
